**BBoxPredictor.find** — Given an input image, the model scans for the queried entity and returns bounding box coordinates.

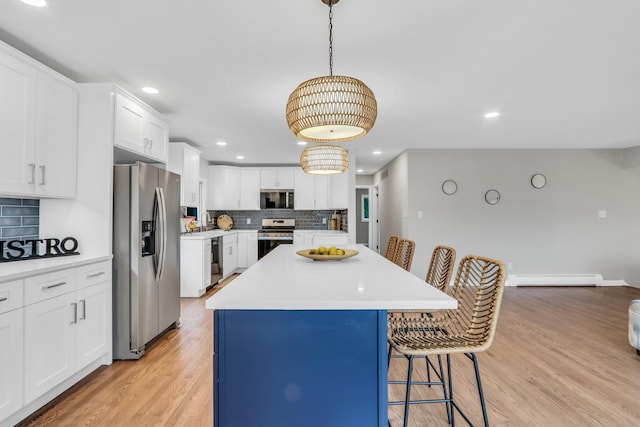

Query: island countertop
[205,244,457,311]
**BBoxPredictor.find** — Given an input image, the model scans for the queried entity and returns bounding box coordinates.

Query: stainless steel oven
[257,219,295,259]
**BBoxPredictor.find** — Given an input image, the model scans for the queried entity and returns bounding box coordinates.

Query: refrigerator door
[158,168,181,331]
[133,162,161,351]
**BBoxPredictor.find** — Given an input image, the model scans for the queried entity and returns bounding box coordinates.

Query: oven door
[258,238,293,259]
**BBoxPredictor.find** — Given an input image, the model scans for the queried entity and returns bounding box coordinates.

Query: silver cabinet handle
[0,297,7,302]
[42,281,66,290]
[87,271,105,278]
[70,302,77,324]
[39,165,46,185]
[28,163,35,184]
[79,299,86,320]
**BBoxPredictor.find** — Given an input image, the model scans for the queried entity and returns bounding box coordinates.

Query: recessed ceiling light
[216,141,227,146]
[142,87,159,94]
[21,0,46,7]
[297,141,307,146]
[236,155,245,160]
[356,169,364,173]
[484,111,500,118]
[372,150,382,155]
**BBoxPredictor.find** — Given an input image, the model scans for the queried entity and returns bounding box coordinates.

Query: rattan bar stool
[385,235,400,261]
[387,255,506,427]
[425,245,456,292]
[393,238,415,272]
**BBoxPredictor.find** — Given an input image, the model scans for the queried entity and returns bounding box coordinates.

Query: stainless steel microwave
[260,191,294,209]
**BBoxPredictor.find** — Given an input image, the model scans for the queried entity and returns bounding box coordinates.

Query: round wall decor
[531,173,546,189]
[485,189,501,205]
[442,179,457,195]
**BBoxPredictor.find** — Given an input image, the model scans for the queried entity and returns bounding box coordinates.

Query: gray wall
[375,149,640,285]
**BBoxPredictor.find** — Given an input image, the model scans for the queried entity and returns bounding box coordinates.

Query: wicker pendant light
[287,0,377,143]
[300,145,349,174]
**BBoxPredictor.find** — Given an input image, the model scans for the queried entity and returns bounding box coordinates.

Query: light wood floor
[19,283,640,427]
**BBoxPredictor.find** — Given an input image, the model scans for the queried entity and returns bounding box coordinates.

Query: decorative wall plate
[531,173,546,189]
[217,214,233,231]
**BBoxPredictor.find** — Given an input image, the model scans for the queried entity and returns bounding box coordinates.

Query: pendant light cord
[328,0,334,76]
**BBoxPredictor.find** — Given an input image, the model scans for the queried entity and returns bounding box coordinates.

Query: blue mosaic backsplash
[0,198,40,257]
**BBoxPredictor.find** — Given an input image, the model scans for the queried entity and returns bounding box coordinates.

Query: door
[133,162,160,350]
[158,168,181,332]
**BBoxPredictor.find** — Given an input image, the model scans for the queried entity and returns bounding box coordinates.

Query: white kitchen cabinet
[23,260,111,404]
[312,233,349,246]
[223,234,238,279]
[209,166,260,210]
[237,231,258,269]
[329,171,349,209]
[180,238,212,297]
[0,43,78,198]
[294,169,330,209]
[260,168,295,189]
[240,169,260,210]
[169,142,201,207]
[0,307,23,421]
[294,231,314,246]
[114,93,168,164]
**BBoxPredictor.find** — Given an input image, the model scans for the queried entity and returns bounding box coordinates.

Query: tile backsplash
[0,198,40,257]
[209,209,348,232]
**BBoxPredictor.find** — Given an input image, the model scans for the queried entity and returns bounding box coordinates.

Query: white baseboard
[507,274,603,287]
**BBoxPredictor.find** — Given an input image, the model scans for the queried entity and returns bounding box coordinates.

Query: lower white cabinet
[237,232,258,269]
[0,308,23,421]
[180,238,212,297]
[223,234,238,279]
[0,258,111,425]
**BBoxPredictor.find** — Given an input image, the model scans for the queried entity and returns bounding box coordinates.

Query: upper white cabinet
[169,142,200,207]
[114,93,168,163]
[294,169,348,210]
[260,168,295,189]
[208,166,260,210]
[0,43,78,198]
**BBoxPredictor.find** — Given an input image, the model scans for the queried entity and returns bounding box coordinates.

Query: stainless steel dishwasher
[211,236,223,285]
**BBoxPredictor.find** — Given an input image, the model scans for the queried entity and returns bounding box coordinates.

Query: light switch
[598,210,607,218]
[247,218,251,224]
[417,211,423,219]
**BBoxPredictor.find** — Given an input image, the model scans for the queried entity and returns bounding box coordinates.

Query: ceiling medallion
[286,0,377,144]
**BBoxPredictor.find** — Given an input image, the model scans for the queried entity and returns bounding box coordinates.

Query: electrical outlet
[507,262,513,270]
[322,218,327,224]
[247,218,251,224]
[598,210,607,218]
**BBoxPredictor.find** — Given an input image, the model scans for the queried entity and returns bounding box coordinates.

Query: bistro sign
[0,237,80,263]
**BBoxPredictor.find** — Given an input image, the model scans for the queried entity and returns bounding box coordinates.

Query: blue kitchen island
[206,244,456,427]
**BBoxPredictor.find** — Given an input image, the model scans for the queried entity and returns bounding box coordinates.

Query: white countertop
[205,244,457,311]
[0,254,112,282]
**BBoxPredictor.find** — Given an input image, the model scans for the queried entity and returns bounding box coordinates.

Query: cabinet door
[146,113,169,163]
[114,94,145,154]
[240,169,260,210]
[276,168,295,189]
[223,241,238,277]
[204,240,212,288]
[246,232,258,266]
[314,175,330,209]
[24,292,76,404]
[0,49,36,195]
[35,72,78,198]
[294,169,315,210]
[0,308,23,421]
[237,233,248,268]
[75,282,108,371]
[260,169,278,189]
[329,173,349,209]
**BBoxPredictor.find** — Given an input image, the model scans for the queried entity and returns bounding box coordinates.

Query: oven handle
[257,236,294,241]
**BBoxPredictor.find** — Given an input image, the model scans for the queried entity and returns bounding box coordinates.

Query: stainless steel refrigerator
[112,162,181,360]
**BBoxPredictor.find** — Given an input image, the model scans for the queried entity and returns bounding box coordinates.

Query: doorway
[355,185,379,253]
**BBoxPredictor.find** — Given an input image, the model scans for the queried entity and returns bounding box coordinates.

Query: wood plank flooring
[18,283,640,427]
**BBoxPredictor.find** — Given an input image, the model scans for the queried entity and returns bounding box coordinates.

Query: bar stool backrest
[394,238,415,272]
[384,235,400,261]
[425,245,456,293]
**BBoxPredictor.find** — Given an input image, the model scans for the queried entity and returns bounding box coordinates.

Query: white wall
[373,152,409,255]
[375,149,640,285]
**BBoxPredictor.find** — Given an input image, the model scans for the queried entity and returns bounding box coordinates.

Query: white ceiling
[1,0,639,174]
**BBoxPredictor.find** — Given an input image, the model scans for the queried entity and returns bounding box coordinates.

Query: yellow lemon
[336,249,345,255]
[317,246,328,255]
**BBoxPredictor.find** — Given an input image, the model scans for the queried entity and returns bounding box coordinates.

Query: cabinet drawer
[76,260,111,290]
[24,268,76,306]
[223,234,238,244]
[0,279,23,314]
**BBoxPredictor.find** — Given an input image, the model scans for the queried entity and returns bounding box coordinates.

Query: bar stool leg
[447,354,455,427]
[470,353,490,427]
[403,356,414,427]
